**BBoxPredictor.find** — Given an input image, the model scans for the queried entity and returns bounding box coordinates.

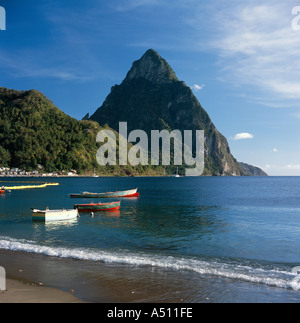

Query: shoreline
[0,174,169,178]
[0,249,89,303]
[0,249,196,303]
[0,248,154,303]
[0,278,84,303]
[1,238,300,303]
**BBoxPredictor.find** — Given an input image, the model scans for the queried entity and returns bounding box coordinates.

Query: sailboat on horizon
[93,169,99,178]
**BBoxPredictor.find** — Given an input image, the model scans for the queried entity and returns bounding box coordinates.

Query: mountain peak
[125,49,178,84]
[90,50,268,176]
[142,48,161,58]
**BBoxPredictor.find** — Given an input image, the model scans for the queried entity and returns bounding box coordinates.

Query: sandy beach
[0,248,192,303]
[0,249,90,303]
[0,278,83,303]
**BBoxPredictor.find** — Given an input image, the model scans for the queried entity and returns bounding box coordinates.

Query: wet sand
[0,249,194,303]
[0,278,83,303]
[0,249,89,303]
[2,248,297,303]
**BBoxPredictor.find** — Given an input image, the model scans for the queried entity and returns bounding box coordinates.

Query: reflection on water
[79,210,121,219]
[2,177,300,302]
[33,218,79,229]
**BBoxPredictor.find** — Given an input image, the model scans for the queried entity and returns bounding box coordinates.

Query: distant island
[0,50,267,177]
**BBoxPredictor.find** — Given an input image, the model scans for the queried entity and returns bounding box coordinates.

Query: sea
[1,176,300,303]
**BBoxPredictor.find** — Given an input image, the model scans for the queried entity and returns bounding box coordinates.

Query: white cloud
[0,50,92,82]
[212,2,300,103]
[113,0,161,12]
[290,112,300,119]
[286,164,300,170]
[232,133,254,140]
[273,148,278,152]
[191,84,205,92]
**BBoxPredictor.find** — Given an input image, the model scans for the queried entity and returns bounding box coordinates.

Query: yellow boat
[5,183,59,190]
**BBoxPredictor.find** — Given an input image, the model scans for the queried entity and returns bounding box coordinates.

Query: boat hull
[32,209,79,222]
[70,188,138,198]
[74,201,121,212]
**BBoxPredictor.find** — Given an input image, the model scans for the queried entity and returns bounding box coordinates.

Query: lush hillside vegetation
[0,88,99,172]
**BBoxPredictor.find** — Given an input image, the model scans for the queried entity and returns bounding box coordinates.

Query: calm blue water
[1,176,300,302]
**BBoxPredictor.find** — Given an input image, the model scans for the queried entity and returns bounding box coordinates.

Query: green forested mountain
[0,88,100,172]
[90,49,267,176]
[0,87,165,176]
[0,50,267,176]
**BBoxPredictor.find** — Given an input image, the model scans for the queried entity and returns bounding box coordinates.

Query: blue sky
[1,0,300,175]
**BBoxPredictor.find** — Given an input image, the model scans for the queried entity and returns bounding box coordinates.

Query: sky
[0,0,300,175]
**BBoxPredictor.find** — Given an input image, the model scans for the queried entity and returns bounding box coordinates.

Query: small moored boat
[74,201,121,212]
[32,208,79,222]
[70,188,139,198]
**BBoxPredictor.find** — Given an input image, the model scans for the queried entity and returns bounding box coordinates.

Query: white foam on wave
[0,236,297,290]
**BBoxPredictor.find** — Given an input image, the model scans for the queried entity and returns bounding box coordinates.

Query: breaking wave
[0,236,298,291]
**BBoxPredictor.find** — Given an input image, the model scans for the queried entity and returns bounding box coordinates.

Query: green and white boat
[70,188,139,198]
[74,201,121,212]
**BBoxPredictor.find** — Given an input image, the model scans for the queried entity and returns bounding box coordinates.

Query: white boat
[32,208,79,222]
[93,168,99,178]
